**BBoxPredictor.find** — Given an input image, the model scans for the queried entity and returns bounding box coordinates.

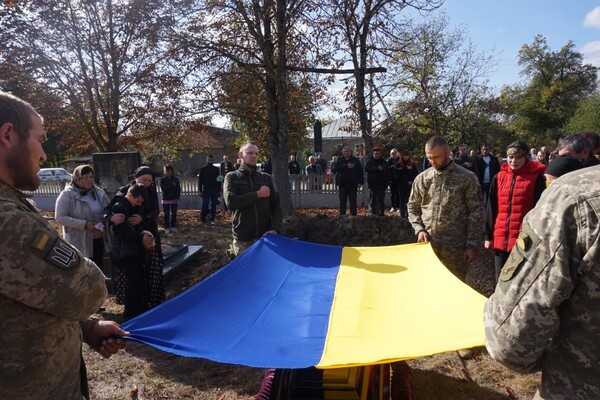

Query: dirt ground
[80,208,540,399]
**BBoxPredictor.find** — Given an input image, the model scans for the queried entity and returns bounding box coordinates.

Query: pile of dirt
[282,209,496,297]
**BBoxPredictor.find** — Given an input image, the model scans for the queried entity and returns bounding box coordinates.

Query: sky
[441,1,600,90]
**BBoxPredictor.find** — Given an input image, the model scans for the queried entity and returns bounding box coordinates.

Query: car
[38,167,72,182]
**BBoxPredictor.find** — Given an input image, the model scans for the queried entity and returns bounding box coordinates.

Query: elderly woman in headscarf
[55,165,110,269]
[107,165,166,310]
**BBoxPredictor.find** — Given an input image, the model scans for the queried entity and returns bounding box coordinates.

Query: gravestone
[92,151,141,196]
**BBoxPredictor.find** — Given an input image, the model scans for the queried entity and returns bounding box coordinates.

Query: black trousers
[119,254,147,321]
[338,185,358,216]
[92,238,104,269]
[398,185,411,218]
[389,180,400,208]
[368,185,386,216]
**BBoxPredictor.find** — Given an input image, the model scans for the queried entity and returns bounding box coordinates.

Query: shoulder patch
[499,226,540,282]
[30,230,81,270]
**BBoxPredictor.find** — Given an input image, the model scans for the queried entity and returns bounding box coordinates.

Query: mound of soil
[282,209,496,297]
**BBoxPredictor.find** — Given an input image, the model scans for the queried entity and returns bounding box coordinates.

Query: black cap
[545,155,582,178]
[134,166,154,178]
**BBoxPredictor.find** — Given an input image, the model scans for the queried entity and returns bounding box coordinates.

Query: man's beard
[6,149,40,191]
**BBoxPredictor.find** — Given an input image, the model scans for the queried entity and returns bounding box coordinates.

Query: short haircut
[557,134,592,155]
[426,135,448,149]
[506,140,530,158]
[164,164,173,173]
[127,183,148,199]
[239,142,257,153]
[0,91,42,139]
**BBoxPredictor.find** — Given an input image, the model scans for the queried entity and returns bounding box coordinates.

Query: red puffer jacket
[493,161,546,251]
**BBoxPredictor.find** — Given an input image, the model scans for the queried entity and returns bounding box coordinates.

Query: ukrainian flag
[122,234,486,369]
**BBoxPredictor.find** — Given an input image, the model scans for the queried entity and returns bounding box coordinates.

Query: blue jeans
[163,203,178,229]
[201,188,219,222]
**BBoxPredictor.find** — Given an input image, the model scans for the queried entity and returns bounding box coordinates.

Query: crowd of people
[1,87,599,399]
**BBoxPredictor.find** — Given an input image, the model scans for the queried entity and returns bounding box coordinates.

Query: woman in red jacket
[484,141,547,281]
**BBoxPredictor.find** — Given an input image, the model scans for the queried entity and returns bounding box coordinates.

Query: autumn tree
[501,35,598,145]
[380,14,498,147]
[0,0,186,152]
[317,0,442,151]
[172,0,328,213]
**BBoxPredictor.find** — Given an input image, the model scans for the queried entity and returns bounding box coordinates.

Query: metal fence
[29,175,383,211]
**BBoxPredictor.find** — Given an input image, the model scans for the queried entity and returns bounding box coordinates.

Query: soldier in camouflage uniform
[0,92,127,399]
[484,165,600,399]
[408,136,484,281]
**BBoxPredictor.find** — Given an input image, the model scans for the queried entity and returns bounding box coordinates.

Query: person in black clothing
[261,157,273,174]
[476,144,501,203]
[106,183,154,320]
[333,145,364,216]
[111,166,166,312]
[365,148,389,216]
[387,148,401,212]
[220,155,234,176]
[219,156,234,212]
[159,164,181,232]
[316,154,327,174]
[396,150,419,218]
[198,154,221,224]
[288,154,300,175]
[454,143,478,175]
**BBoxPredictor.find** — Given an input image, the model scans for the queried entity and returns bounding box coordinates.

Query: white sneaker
[171,227,178,232]
[390,207,396,212]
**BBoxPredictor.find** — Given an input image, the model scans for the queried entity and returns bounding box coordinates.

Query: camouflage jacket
[0,181,107,399]
[407,160,483,250]
[484,165,600,399]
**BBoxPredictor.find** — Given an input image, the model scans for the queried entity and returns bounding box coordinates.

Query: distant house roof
[308,118,361,140]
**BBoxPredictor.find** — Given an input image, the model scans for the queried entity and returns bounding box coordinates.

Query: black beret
[545,155,582,178]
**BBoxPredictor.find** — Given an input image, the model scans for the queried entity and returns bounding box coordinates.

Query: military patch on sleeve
[499,226,540,282]
[30,230,81,270]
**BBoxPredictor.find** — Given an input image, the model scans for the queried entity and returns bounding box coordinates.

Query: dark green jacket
[223,164,283,241]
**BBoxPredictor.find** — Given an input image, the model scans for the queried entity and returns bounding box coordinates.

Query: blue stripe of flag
[123,235,343,368]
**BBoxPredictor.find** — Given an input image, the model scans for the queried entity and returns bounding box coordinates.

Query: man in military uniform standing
[484,165,600,399]
[408,136,483,281]
[0,91,127,399]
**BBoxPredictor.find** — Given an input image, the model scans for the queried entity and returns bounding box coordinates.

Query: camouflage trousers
[431,243,469,282]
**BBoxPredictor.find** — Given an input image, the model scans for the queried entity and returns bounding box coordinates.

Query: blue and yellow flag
[122,235,486,369]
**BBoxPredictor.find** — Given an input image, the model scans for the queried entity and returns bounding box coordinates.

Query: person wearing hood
[55,164,111,270]
[485,141,547,281]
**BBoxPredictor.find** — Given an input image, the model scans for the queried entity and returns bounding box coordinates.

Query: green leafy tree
[565,93,600,134]
[502,35,598,144]
[383,14,498,147]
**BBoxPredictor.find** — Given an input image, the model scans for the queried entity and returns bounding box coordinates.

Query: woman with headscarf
[55,165,110,269]
[108,166,166,311]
